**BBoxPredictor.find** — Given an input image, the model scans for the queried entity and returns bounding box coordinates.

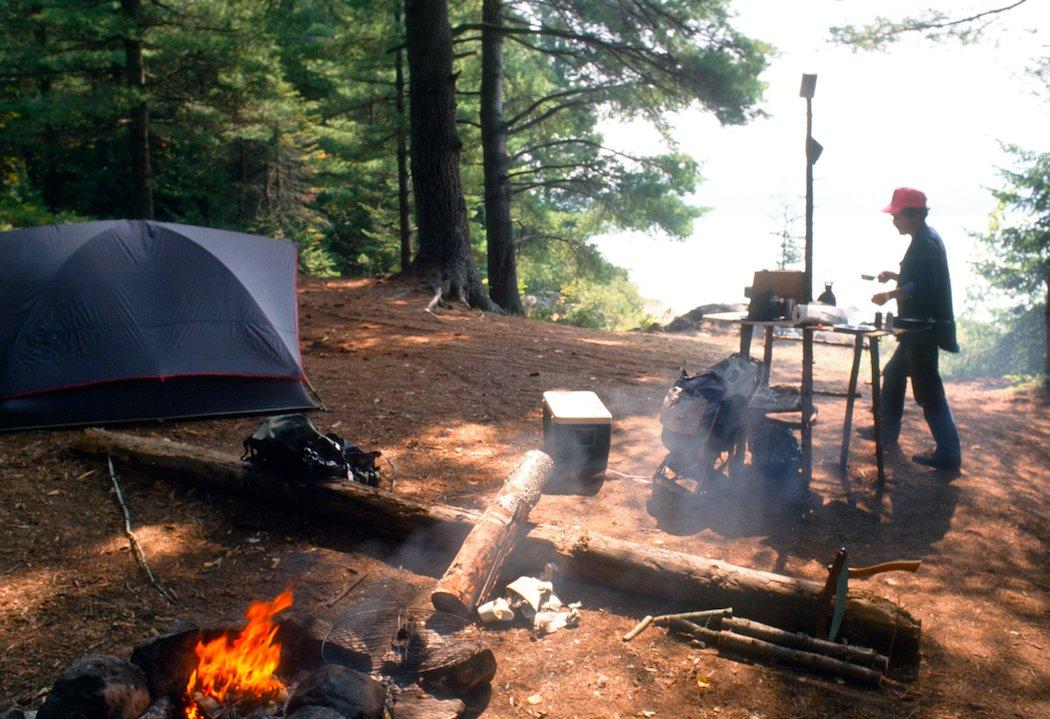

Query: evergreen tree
[973,146,1050,380]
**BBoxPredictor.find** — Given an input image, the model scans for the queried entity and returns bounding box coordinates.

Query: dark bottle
[817,281,836,306]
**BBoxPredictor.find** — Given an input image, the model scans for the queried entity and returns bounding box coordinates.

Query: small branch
[108,456,177,604]
[324,572,370,608]
[621,615,653,641]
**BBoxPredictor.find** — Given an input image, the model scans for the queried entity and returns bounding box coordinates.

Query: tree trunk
[72,428,921,668]
[404,0,495,310]
[432,450,553,615]
[31,18,60,209]
[394,0,412,272]
[121,0,153,220]
[480,0,522,314]
[1044,271,1049,383]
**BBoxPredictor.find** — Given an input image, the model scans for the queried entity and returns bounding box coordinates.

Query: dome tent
[0,220,318,431]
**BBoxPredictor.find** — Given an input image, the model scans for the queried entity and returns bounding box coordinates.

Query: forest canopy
[0,0,769,328]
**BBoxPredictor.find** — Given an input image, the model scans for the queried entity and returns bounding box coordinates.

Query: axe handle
[848,560,921,579]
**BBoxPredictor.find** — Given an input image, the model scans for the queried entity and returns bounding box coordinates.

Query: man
[867,187,961,472]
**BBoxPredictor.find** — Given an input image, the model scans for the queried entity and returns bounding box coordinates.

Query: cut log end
[431,589,473,618]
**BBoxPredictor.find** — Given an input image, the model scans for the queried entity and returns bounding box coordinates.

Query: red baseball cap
[882,187,927,214]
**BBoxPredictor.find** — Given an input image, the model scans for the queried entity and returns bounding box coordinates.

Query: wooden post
[761,326,775,387]
[869,336,885,486]
[739,324,754,358]
[801,326,814,489]
[839,334,865,468]
[431,450,554,616]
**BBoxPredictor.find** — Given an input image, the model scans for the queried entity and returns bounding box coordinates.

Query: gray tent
[0,220,318,431]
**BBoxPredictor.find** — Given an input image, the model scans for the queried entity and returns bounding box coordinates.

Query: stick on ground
[668,618,882,687]
[108,456,176,604]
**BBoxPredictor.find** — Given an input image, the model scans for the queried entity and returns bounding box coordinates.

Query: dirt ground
[2,276,1048,718]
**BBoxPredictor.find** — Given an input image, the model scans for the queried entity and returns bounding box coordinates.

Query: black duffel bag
[243,413,382,487]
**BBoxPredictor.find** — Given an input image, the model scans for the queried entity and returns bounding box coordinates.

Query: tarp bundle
[0,220,317,431]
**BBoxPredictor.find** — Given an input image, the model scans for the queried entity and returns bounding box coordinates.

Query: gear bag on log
[658,355,761,476]
[243,413,382,486]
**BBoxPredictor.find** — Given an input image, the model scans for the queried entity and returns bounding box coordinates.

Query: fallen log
[72,429,921,668]
[432,451,553,617]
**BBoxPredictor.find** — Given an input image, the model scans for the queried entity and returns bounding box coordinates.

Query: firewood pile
[622,608,887,687]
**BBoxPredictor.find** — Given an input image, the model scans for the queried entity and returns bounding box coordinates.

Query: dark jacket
[897,225,959,352]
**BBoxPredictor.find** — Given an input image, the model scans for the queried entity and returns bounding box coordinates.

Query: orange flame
[184,589,293,718]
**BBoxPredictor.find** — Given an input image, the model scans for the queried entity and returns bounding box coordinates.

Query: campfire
[25,583,495,719]
[184,589,293,718]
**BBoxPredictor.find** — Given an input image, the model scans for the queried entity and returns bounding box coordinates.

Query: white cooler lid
[542,390,611,424]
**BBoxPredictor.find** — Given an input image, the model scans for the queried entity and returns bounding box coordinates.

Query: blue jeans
[880,333,961,459]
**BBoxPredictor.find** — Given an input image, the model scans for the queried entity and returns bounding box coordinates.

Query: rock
[661,303,739,333]
[285,708,346,719]
[37,654,150,719]
[389,686,464,719]
[285,665,385,719]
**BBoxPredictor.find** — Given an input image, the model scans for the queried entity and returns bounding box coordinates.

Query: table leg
[761,327,775,386]
[869,336,885,486]
[739,324,754,358]
[839,335,864,468]
[800,328,814,491]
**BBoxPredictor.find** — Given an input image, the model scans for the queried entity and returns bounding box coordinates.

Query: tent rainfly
[0,220,318,431]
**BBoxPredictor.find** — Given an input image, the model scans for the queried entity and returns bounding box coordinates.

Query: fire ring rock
[286,708,348,719]
[36,654,150,719]
[285,665,386,719]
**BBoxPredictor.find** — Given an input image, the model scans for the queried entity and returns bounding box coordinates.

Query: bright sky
[594,0,1050,321]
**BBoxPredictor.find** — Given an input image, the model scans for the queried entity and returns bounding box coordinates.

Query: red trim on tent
[0,372,306,401]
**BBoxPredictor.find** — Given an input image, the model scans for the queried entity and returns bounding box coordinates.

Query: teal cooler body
[542,391,611,479]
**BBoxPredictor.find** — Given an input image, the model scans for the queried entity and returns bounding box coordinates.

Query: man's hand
[871,292,891,306]
[877,270,898,283]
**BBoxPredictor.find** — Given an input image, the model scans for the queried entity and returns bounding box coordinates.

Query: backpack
[242,414,383,487]
[659,355,761,475]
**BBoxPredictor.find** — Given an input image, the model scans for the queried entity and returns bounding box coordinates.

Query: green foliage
[0,0,768,331]
[0,157,79,230]
[943,306,1046,381]
[527,272,652,333]
[828,3,1028,50]
[972,146,1050,306]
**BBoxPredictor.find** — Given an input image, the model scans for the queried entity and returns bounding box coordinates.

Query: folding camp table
[700,312,888,487]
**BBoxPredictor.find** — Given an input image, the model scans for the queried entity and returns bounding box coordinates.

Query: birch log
[431,450,553,616]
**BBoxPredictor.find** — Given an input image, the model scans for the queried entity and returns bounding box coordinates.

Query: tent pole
[302,374,328,412]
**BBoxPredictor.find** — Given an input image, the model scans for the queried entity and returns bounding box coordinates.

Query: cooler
[542,390,612,479]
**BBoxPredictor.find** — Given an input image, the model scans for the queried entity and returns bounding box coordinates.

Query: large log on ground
[72,429,921,668]
[431,451,553,616]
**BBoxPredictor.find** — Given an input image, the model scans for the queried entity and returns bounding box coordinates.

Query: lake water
[593,211,994,325]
